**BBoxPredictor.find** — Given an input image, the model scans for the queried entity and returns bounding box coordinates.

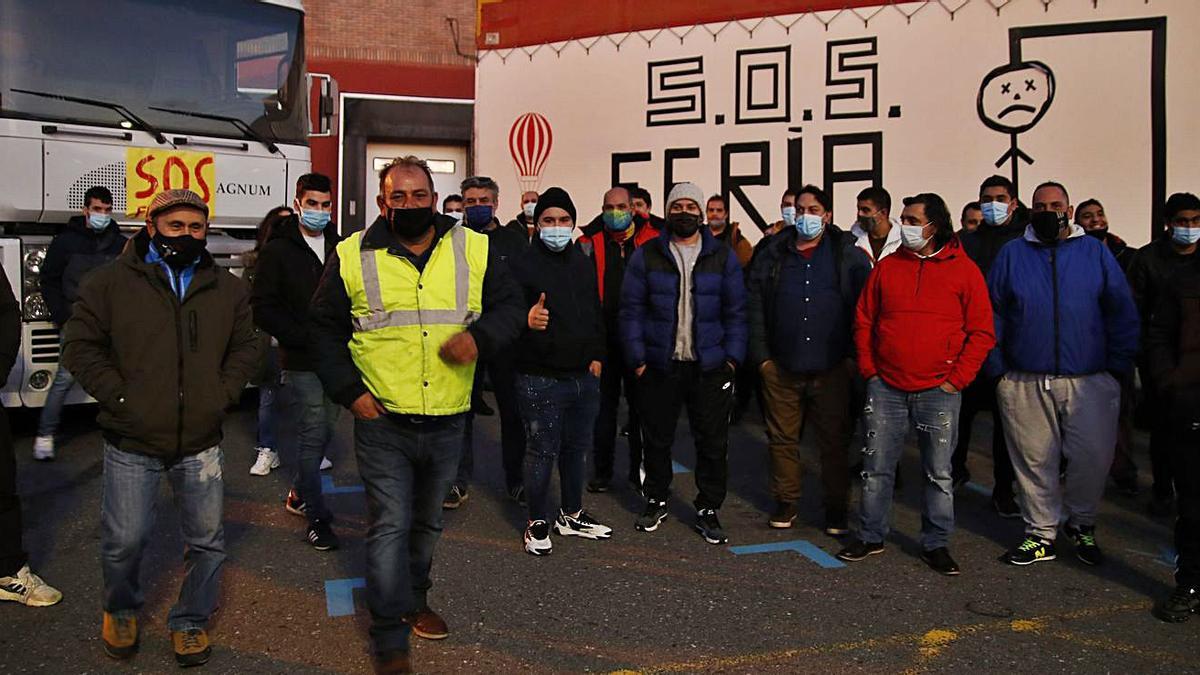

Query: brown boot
[404,606,449,640]
[373,649,412,674]
[102,612,139,659]
[171,628,212,667]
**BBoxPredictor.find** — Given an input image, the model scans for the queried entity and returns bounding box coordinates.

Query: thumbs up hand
[528,292,550,331]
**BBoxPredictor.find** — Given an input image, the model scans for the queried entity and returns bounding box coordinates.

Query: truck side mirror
[307,73,338,138]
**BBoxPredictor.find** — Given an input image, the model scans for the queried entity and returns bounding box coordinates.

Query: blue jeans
[283,370,340,523]
[859,378,960,551]
[257,382,278,449]
[354,413,463,655]
[516,373,601,523]
[101,444,225,631]
[36,357,75,438]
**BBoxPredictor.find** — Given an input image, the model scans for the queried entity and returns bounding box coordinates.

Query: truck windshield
[0,0,307,145]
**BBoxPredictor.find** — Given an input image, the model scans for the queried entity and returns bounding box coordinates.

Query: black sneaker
[634,500,668,532]
[921,547,961,576]
[991,493,1021,519]
[768,502,797,529]
[824,509,850,537]
[1064,524,1103,566]
[694,509,728,545]
[1153,585,1199,623]
[306,519,339,551]
[586,478,611,494]
[836,538,885,562]
[1004,536,1056,566]
[443,485,468,510]
[554,509,613,540]
[508,485,527,506]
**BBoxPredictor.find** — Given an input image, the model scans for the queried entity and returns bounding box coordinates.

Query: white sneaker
[523,520,552,556]
[319,456,333,471]
[554,509,613,540]
[32,436,55,461]
[0,565,63,607]
[249,447,280,476]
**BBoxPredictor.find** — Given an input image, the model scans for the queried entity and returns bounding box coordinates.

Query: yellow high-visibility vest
[337,224,488,415]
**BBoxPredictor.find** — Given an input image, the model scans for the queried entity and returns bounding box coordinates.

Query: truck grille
[29,326,61,364]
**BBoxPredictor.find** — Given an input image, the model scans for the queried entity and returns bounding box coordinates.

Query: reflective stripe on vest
[353,226,478,332]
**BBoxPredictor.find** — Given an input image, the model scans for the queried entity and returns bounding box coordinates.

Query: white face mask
[447,211,464,223]
[900,224,932,251]
[523,202,537,219]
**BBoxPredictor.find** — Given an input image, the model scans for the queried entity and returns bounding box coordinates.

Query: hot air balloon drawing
[508,112,553,193]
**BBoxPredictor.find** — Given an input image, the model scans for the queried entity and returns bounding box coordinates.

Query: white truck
[0,0,335,407]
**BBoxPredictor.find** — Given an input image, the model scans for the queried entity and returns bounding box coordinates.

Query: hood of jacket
[1023,222,1087,244]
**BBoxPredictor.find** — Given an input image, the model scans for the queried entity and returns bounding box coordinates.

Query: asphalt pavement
[1,393,1196,674]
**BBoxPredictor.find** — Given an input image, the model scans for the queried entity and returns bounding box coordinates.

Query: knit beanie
[666,182,704,212]
[532,187,576,223]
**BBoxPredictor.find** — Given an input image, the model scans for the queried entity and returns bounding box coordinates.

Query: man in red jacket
[837,193,995,575]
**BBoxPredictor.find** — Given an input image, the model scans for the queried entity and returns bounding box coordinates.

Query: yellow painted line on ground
[1048,629,1195,666]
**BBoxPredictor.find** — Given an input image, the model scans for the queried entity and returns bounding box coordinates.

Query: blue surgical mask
[795,213,824,240]
[87,213,111,231]
[465,204,494,230]
[980,201,1009,226]
[781,206,797,227]
[539,226,572,251]
[603,209,632,231]
[523,202,537,219]
[1172,226,1200,246]
[299,209,330,232]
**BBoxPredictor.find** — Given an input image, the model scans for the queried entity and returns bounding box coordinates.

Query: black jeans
[593,342,643,485]
[1168,386,1200,588]
[951,375,1015,499]
[0,407,26,577]
[638,361,734,510]
[1142,384,1176,500]
[455,357,525,491]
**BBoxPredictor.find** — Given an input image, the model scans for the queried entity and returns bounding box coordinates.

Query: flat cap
[146,189,209,220]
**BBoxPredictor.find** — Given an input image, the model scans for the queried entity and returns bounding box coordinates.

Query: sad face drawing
[977,60,1056,134]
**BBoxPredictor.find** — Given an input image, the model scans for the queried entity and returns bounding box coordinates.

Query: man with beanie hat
[620,181,747,544]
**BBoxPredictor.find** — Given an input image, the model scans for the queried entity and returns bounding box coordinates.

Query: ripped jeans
[859,378,960,551]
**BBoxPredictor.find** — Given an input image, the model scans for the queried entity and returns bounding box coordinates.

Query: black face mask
[387,206,435,239]
[1031,211,1068,244]
[667,212,702,238]
[1085,228,1108,241]
[152,231,206,269]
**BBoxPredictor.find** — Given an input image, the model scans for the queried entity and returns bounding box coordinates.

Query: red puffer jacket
[854,237,995,392]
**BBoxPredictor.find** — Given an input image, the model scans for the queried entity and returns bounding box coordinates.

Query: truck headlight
[29,369,51,390]
[22,292,49,321]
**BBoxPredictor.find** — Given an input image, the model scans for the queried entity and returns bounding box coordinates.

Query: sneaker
[320,456,333,471]
[508,484,527,506]
[991,493,1022,519]
[171,628,212,667]
[101,612,138,659]
[836,539,885,562]
[306,519,339,551]
[0,565,63,607]
[1004,536,1057,566]
[1153,585,1199,623]
[824,510,850,537]
[524,520,552,556]
[554,509,613,540]
[921,547,961,576]
[586,478,611,494]
[1064,524,1103,566]
[443,485,468,510]
[284,488,308,517]
[768,502,797,529]
[694,509,728,545]
[32,435,55,461]
[374,649,413,674]
[249,447,279,476]
[634,499,668,532]
[951,470,971,493]
[404,606,449,640]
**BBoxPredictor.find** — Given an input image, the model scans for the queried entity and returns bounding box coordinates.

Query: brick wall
[305,0,476,67]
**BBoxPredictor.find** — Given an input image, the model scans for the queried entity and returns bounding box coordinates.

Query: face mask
[603,209,633,231]
[1085,228,1107,241]
[1031,210,1068,244]
[900,224,932,251]
[781,206,797,227]
[708,218,727,231]
[1172,226,1200,246]
[795,214,825,241]
[980,201,1009,226]
[464,205,494,230]
[388,206,435,239]
[857,215,876,233]
[523,202,537,220]
[88,213,111,231]
[446,211,463,224]
[298,208,330,232]
[539,226,572,252]
[152,231,206,269]
[667,212,701,238]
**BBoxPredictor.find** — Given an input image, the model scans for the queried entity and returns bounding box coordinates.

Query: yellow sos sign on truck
[125,148,216,218]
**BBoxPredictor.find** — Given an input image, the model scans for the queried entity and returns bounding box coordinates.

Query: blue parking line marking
[322,475,365,494]
[672,461,690,474]
[729,540,846,569]
[1160,546,1178,568]
[325,577,365,617]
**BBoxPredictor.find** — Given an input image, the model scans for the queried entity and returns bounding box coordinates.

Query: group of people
[0,157,1197,674]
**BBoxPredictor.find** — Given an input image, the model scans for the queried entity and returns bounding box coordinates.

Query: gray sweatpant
[996,371,1121,542]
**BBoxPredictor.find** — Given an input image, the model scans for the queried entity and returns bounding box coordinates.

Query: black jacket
[251,216,342,371]
[40,215,127,325]
[959,207,1029,277]
[1099,232,1138,273]
[0,269,19,381]
[1147,258,1200,390]
[504,214,533,242]
[478,219,528,265]
[511,238,605,377]
[309,215,527,409]
[1127,236,1197,370]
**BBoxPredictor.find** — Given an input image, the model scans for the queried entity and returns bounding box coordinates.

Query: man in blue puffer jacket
[987,181,1139,569]
[620,181,747,545]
